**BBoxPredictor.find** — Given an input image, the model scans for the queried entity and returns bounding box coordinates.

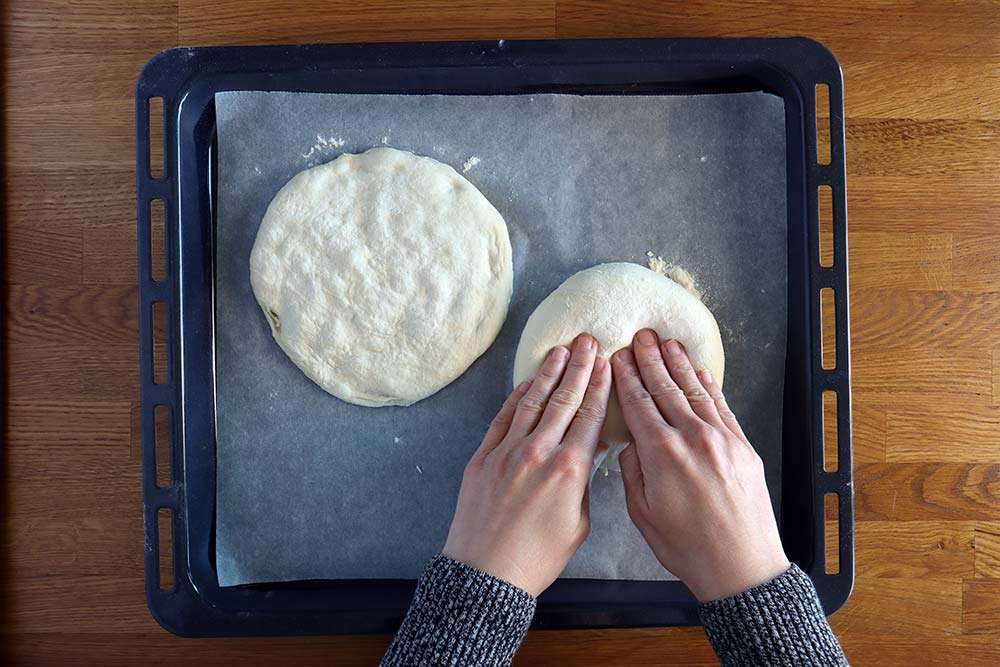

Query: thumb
[618,443,648,518]
[589,441,610,482]
[581,442,610,517]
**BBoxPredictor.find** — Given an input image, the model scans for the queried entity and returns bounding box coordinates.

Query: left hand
[442,333,612,596]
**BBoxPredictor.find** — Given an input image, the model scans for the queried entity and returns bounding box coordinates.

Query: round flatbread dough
[513,262,724,464]
[251,147,513,407]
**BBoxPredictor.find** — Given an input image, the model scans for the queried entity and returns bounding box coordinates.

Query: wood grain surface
[3,1,999,664]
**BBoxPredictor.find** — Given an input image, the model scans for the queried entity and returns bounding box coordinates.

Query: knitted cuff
[699,564,849,667]
[382,555,537,667]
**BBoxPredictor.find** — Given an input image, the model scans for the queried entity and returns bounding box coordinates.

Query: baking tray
[136,37,852,637]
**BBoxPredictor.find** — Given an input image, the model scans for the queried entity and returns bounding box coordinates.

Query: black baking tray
[136,37,852,637]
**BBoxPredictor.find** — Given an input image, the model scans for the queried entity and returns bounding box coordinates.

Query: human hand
[611,329,789,602]
[443,333,612,597]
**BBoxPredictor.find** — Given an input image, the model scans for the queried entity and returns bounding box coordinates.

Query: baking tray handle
[136,70,185,627]
[804,48,854,614]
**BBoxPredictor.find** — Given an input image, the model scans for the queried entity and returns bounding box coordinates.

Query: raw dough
[513,262,724,466]
[250,147,513,407]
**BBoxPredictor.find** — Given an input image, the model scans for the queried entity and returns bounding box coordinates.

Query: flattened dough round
[251,147,512,407]
[513,262,724,450]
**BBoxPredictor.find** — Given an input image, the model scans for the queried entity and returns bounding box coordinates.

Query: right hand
[611,329,789,602]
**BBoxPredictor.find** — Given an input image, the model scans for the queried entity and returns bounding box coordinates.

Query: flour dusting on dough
[645,251,703,300]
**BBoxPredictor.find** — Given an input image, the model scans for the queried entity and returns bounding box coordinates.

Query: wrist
[689,553,791,603]
[441,546,540,597]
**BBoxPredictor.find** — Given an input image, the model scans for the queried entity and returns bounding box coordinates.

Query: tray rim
[135,36,852,638]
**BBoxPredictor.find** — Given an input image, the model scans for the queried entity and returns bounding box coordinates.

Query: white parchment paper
[214,91,787,586]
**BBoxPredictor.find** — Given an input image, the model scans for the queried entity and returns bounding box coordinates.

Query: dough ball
[251,147,513,407]
[512,262,724,464]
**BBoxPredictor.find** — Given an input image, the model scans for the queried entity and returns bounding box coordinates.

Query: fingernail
[701,370,714,385]
[614,348,634,364]
[593,356,606,371]
[517,380,532,392]
[636,329,657,346]
[664,339,682,356]
[550,345,569,361]
[575,333,594,351]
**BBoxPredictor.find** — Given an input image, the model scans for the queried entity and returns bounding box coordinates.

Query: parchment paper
[214,91,787,586]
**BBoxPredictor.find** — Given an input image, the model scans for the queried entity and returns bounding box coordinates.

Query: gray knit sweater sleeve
[699,564,849,666]
[381,555,535,667]
[384,558,847,666]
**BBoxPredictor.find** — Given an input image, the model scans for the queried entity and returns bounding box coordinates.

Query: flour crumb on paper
[645,251,703,300]
[462,156,481,173]
[645,250,669,274]
[667,266,701,300]
[393,436,401,444]
[302,134,346,161]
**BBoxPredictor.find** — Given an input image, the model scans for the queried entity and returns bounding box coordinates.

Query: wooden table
[4,1,999,664]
